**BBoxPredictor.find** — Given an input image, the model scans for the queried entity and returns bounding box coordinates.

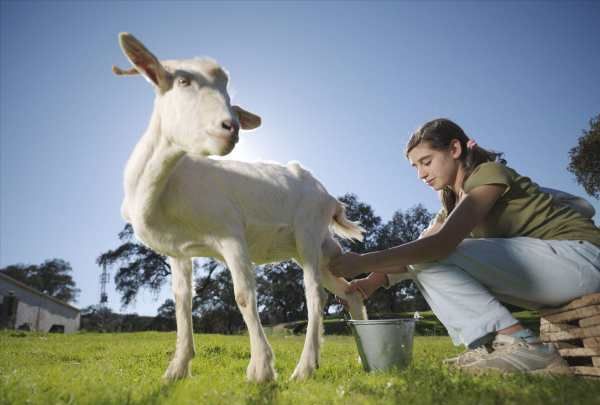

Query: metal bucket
[347,319,415,372]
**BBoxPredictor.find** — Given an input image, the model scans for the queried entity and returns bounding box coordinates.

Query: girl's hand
[337,273,388,308]
[329,252,368,278]
[346,273,387,299]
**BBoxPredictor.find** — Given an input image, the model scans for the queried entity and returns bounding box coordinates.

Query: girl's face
[408,140,463,191]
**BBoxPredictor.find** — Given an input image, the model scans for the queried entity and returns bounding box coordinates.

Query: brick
[558,348,600,357]
[541,325,600,342]
[583,337,600,348]
[540,293,600,316]
[543,305,600,323]
[580,314,600,328]
[553,342,579,350]
[540,322,576,334]
[572,366,600,377]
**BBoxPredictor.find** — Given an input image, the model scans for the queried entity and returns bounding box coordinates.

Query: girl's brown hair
[405,118,505,217]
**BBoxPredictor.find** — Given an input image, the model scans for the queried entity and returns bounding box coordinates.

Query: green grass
[1,331,598,405]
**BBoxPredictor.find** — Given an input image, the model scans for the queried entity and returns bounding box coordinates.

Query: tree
[568,114,600,199]
[0,259,80,303]
[148,299,176,331]
[193,261,244,334]
[97,224,170,307]
[376,204,433,249]
[337,193,382,253]
[80,305,122,332]
[157,298,176,319]
[257,262,307,324]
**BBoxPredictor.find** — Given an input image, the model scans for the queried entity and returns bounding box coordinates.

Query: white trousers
[391,238,600,347]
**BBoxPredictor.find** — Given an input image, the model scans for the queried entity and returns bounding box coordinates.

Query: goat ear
[232,106,262,130]
[118,32,171,92]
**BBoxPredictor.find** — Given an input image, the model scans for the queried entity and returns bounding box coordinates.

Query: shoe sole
[528,358,573,376]
[458,358,573,376]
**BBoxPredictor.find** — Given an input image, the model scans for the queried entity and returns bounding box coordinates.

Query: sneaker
[460,334,572,375]
[443,344,492,367]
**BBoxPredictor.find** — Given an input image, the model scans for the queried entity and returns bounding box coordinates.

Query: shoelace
[492,338,527,351]
[492,337,548,353]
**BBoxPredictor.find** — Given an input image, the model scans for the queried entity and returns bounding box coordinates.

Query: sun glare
[212,127,276,163]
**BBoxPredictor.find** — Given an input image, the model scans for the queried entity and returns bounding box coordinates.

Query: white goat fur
[115,33,367,382]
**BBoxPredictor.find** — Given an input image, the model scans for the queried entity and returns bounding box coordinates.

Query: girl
[330,118,600,374]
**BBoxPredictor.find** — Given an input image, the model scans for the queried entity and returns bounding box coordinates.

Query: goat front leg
[221,237,276,383]
[163,257,195,381]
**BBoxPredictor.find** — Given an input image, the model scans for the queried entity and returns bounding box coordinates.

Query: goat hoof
[163,362,191,381]
[290,364,316,381]
[246,358,277,383]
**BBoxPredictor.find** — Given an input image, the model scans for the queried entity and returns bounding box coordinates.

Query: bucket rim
[346,318,416,325]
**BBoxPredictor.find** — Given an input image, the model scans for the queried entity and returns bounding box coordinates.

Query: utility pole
[99,265,109,306]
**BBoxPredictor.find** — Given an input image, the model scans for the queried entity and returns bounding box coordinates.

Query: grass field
[1,331,598,405]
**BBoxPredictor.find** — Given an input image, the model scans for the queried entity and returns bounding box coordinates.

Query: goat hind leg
[290,232,327,381]
[163,257,195,381]
[320,236,367,320]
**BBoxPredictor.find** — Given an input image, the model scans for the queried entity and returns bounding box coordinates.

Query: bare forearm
[330,189,504,280]
[361,233,452,273]
[367,272,389,287]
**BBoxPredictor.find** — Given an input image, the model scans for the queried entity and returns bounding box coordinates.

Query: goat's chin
[220,142,236,155]
[181,139,235,157]
[206,137,236,156]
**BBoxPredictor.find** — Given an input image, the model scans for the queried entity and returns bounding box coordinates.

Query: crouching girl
[330,118,600,374]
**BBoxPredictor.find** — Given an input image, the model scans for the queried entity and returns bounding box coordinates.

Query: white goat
[113,33,367,382]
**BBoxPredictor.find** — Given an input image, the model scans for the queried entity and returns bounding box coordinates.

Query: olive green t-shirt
[441,162,600,247]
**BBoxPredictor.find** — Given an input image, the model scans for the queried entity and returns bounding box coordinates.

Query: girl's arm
[344,215,446,295]
[420,216,444,239]
[330,184,506,278]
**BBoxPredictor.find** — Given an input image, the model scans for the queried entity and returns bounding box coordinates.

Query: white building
[0,272,80,333]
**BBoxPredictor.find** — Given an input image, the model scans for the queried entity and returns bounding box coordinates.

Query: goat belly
[246,223,297,264]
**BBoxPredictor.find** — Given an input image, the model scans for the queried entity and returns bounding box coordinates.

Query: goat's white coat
[116,33,367,382]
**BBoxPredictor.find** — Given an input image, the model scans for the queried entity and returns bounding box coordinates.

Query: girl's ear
[449,139,463,159]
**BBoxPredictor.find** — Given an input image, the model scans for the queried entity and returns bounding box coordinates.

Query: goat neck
[122,109,185,225]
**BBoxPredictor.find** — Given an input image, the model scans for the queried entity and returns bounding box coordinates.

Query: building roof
[0,272,80,312]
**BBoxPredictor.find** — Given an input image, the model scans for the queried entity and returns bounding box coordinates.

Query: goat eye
[178,77,190,87]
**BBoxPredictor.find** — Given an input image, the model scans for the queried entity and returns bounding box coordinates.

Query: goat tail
[331,201,365,242]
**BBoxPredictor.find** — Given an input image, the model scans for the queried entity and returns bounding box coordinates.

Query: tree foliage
[96,224,170,307]
[157,299,176,319]
[0,259,80,303]
[80,305,122,332]
[192,260,244,333]
[257,261,306,324]
[337,194,382,253]
[568,114,600,199]
[80,304,176,332]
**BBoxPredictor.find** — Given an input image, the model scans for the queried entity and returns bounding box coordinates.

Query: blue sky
[1,1,599,316]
